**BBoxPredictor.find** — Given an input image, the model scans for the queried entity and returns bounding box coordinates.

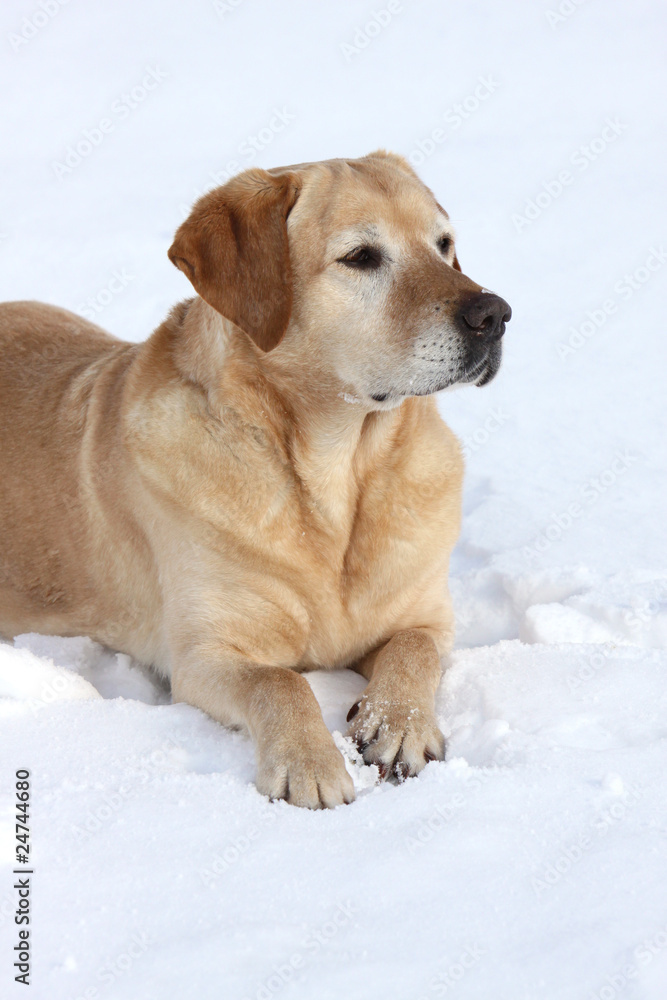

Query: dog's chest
[149,394,462,669]
[294,460,459,665]
[223,414,464,668]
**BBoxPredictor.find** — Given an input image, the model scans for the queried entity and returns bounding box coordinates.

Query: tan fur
[0,152,509,808]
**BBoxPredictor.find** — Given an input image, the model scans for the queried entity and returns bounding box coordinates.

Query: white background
[1,2,667,999]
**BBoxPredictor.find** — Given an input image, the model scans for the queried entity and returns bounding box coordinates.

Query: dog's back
[0,303,135,639]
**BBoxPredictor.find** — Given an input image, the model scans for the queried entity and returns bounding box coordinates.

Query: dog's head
[169,152,511,408]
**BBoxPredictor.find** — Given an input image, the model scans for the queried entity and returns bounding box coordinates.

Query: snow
[1,1,667,997]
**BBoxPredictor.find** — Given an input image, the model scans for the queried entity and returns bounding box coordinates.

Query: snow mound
[0,641,101,708]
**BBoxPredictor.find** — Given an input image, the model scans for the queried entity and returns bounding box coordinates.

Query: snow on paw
[256,737,355,809]
[346,695,446,780]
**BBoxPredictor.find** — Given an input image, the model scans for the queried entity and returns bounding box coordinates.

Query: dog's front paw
[256,733,356,809]
[346,694,445,780]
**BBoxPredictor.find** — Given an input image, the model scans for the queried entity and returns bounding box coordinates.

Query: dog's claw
[346,700,361,722]
[394,760,410,782]
[346,693,446,785]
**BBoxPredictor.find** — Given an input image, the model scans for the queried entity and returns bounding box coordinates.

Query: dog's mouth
[368,344,503,405]
[470,342,502,387]
[475,366,497,387]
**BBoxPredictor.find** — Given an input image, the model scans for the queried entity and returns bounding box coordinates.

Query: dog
[0,151,510,808]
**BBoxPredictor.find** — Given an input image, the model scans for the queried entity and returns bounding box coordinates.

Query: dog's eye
[437,236,452,256]
[338,247,381,269]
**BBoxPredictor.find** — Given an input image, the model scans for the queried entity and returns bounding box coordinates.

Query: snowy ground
[1,1,667,998]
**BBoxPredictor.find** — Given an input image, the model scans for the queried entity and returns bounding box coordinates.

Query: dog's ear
[168,169,301,352]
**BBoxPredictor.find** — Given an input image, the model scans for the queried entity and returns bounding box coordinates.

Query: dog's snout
[459,293,511,341]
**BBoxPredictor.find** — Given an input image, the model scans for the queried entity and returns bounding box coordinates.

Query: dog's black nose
[459,293,511,341]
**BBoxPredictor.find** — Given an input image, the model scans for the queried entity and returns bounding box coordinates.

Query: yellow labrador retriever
[0,152,510,808]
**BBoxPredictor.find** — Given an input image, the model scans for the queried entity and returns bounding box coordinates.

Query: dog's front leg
[346,629,447,779]
[172,659,355,808]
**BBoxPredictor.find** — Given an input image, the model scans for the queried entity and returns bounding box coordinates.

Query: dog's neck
[270,384,403,530]
[172,298,410,530]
